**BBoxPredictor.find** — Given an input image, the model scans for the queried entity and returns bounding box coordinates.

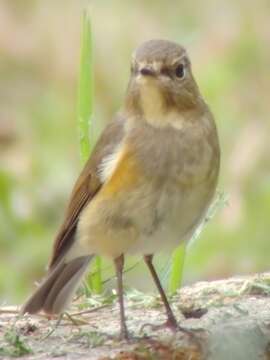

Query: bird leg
[143,255,204,347]
[144,254,178,330]
[114,254,129,340]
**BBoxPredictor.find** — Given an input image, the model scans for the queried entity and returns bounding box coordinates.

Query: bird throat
[139,80,168,127]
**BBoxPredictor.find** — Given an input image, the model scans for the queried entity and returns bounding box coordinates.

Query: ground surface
[1,273,270,359]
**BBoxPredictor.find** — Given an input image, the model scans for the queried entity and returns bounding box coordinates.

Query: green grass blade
[77,9,102,294]
[89,256,102,294]
[169,243,186,294]
[168,191,227,294]
[78,9,93,161]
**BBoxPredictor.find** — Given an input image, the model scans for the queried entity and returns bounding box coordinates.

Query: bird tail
[21,255,93,315]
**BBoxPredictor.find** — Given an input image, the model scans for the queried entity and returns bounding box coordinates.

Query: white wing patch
[98,143,124,183]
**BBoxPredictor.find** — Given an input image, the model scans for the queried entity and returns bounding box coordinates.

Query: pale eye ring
[175,64,185,78]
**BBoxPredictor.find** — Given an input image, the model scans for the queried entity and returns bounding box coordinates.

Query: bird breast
[78,113,219,256]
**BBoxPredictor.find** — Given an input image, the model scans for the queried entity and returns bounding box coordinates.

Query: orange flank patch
[101,146,142,197]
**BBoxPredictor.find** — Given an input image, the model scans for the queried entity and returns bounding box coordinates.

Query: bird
[21,39,220,340]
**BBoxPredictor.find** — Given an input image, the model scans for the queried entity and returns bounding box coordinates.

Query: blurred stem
[169,243,186,294]
[77,9,102,294]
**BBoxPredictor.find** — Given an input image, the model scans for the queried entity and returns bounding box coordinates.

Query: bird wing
[49,115,125,269]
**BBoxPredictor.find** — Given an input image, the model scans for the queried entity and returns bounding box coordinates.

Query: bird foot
[140,317,178,334]
[140,318,204,339]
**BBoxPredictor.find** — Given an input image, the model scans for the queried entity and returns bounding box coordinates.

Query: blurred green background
[0,0,270,304]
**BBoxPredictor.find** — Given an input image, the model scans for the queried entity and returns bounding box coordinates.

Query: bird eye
[175,64,185,78]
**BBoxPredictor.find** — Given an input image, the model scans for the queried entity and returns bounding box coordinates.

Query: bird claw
[140,317,178,334]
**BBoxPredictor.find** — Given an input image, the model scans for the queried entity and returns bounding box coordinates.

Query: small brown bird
[22,39,220,339]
